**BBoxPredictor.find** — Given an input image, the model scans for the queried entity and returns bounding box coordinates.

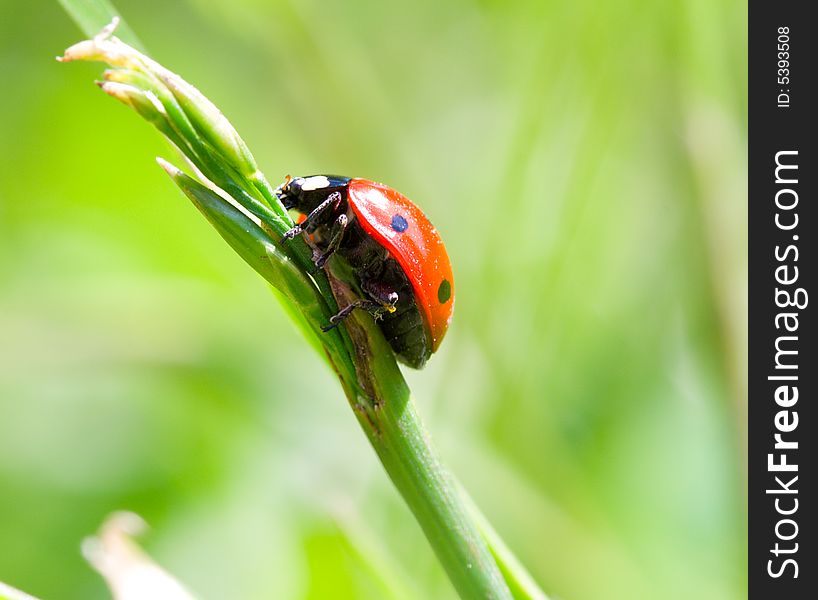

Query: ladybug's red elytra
[276,175,454,369]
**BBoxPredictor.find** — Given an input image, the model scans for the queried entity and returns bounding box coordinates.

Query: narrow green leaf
[460,490,550,600]
[157,159,338,345]
[157,159,284,287]
[268,285,329,366]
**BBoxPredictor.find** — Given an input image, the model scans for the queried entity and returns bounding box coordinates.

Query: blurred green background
[0,0,746,598]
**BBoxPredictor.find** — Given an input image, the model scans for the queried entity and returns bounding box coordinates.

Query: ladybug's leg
[321,299,382,332]
[314,214,348,269]
[282,191,342,241]
[320,283,399,332]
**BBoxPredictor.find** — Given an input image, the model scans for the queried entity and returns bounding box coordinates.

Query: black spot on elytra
[437,279,451,304]
[391,214,408,232]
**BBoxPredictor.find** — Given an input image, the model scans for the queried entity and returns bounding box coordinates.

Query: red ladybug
[276,175,454,368]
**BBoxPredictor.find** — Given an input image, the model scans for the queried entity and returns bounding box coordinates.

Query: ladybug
[275,175,454,369]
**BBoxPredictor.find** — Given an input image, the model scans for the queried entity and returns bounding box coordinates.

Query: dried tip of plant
[0,580,40,600]
[156,157,182,177]
[96,80,136,102]
[56,18,133,67]
[95,16,121,42]
[94,81,168,126]
[102,68,131,83]
[82,511,196,600]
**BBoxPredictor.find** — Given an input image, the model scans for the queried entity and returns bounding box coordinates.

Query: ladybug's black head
[275,175,352,212]
[275,175,303,210]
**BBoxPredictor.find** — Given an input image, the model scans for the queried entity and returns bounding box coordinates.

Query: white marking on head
[300,176,331,191]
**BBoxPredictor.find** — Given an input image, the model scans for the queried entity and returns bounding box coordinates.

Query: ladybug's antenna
[274,174,293,199]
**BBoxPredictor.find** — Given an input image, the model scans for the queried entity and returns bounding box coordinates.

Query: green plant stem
[373,398,510,599]
[328,276,512,600]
